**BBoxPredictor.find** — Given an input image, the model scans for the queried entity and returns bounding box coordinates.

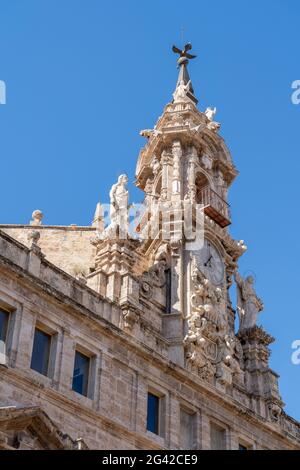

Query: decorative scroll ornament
[184,257,244,385]
[139,243,170,298]
[184,257,224,373]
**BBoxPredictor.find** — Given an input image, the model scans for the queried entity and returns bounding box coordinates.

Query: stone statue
[202,154,213,170]
[151,156,161,176]
[215,171,227,200]
[205,107,217,121]
[234,271,264,331]
[109,174,129,233]
[173,79,191,102]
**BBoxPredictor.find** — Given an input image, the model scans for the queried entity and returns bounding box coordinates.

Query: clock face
[195,239,224,285]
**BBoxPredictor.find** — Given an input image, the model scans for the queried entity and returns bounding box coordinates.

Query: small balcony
[198,186,231,228]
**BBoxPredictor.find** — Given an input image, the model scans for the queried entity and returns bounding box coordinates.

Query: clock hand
[204,255,212,267]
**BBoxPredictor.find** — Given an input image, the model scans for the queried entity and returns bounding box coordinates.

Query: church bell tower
[89,43,284,423]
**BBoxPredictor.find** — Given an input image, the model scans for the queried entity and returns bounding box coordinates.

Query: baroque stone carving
[204,107,221,132]
[234,271,264,332]
[103,174,129,238]
[215,334,244,385]
[140,128,162,139]
[207,121,221,132]
[169,237,182,258]
[140,244,169,298]
[204,107,217,121]
[184,258,244,386]
[184,258,222,371]
[267,401,282,423]
[173,79,192,103]
[122,308,138,330]
[190,257,225,328]
[201,154,213,170]
[151,156,161,176]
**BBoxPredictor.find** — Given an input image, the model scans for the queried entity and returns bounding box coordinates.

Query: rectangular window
[147,392,160,435]
[72,350,90,397]
[180,408,196,449]
[0,308,9,342]
[210,423,226,450]
[30,328,51,376]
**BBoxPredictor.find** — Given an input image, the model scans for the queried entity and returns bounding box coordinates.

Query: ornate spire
[172,43,198,105]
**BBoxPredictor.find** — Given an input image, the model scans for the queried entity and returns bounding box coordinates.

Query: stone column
[172,140,182,199]
[169,239,183,315]
[162,238,184,366]
[161,150,172,201]
[186,146,198,202]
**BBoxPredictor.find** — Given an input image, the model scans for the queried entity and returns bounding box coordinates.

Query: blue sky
[0,0,300,420]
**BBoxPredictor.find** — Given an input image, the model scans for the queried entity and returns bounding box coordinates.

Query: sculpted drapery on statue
[234,271,264,331]
[109,174,129,235]
[173,79,192,103]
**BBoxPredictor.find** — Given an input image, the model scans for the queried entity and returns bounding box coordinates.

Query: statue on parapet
[107,174,129,238]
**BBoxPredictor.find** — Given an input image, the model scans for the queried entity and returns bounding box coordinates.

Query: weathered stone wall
[0,225,96,277]
[0,230,299,450]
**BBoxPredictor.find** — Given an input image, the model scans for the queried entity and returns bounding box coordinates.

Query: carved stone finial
[30,210,43,226]
[172,43,198,105]
[27,230,40,245]
[27,230,41,254]
[92,203,104,232]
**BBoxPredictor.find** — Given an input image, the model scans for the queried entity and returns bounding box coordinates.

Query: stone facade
[0,45,299,450]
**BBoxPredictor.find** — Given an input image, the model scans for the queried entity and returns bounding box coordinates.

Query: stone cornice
[0,224,96,232]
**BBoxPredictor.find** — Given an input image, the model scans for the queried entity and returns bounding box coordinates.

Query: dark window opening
[147,392,159,434]
[72,350,90,396]
[30,328,51,376]
[0,309,9,342]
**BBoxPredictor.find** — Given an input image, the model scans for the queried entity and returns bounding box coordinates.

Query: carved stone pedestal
[238,326,284,420]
